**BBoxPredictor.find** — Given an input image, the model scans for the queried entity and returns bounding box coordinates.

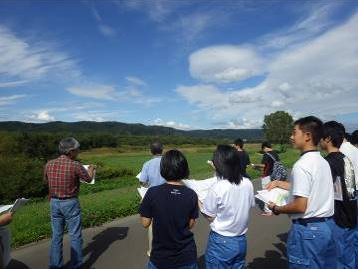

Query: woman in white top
[201,145,255,269]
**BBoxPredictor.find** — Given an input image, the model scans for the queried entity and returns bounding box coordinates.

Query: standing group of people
[139,116,358,269]
[1,116,358,269]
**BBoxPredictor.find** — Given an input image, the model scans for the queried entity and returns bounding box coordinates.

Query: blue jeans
[328,220,355,269]
[49,198,83,269]
[205,231,247,269]
[287,219,336,269]
[148,260,198,269]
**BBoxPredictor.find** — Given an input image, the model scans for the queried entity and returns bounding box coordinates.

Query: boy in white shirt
[267,116,336,268]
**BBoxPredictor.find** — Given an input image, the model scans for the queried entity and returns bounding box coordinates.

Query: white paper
[182,177,218,202]
[10,198,29,213]
[137,186,148,199]
[261,176,271,189]
[0,205,13,214]
[255,188,289,206]
[0,226,11,267]
[81,165,95,184]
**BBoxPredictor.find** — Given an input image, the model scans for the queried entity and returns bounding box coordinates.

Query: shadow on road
[247,232,288,269]
[7,259,31,269]
[65,226,129,269]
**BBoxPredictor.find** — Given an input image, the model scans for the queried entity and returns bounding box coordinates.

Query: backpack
[266,152,288,181]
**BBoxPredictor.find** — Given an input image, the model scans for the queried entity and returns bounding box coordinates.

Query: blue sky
[0,0,358,131]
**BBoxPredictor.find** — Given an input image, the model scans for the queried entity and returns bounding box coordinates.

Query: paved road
[8,179,290,269]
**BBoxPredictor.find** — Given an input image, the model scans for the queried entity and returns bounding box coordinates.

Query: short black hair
[212,145,242,185]
[294,116,323,146]
[160,149,189,181]
[234,138,244,149]
[150,141,163,155]
[322,121,344,148]
[261,141,272,150]
[352,130,358,145]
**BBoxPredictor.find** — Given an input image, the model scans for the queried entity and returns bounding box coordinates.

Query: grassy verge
[9,144,300,248]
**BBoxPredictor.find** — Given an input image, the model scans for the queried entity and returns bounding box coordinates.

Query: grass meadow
[9,144,300,248]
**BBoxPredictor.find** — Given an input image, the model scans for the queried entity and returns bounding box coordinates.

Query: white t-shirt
[201,177,255,237]
[289,151,334,220]
[340,141,358,186]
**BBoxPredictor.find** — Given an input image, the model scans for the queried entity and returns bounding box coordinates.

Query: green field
[8,145,300,248]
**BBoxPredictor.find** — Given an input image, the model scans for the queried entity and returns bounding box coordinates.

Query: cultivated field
[9,144,300,247]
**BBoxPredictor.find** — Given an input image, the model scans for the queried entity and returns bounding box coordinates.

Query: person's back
[46,155,87,198]
[139,141,166,188]
[201,145,255,269]
[237,151,251,178]
[139,156,165,188]
[142,184,198,267]
[140,149,199,269]
[202,177,254,237]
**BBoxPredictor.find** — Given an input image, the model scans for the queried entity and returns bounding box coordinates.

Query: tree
[262,111,294,150]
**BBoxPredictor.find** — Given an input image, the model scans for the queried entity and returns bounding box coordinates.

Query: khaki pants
[147,223,153,256]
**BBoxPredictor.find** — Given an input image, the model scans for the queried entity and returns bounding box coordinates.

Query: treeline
[0,131,228,203]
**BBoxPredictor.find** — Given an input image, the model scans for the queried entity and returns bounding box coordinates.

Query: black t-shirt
[325,152,357,228]
[139,183,199,268]
[237,150,251,178]
[261,150,280,176]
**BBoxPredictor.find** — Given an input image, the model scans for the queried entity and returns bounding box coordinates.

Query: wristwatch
[272,205,280,215]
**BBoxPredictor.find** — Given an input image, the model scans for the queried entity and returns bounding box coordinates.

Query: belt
[292,217,332,225]
[51,196,76,200]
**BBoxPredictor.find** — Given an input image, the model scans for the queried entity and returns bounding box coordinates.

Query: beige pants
[147,223,153,256]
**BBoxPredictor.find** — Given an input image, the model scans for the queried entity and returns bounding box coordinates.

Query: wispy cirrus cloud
[0,94,27,106]
[125,76,147,86]
[0,25,81,85]
[90,3,117,38]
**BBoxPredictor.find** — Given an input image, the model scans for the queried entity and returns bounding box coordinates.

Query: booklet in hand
[81,165,96,184]
[255,188,289,206]
[0,198,30,214]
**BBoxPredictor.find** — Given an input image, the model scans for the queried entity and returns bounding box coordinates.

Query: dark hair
[294,116,323,146]
[212,145,242,185]
[160,150,189,181]
[322,121,344,148]
[261,141,272,150]
[352,130,358,145]
[234,138,244,149]
[150,141,163,155]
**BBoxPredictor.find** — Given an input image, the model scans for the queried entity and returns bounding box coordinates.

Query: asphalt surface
[8,179,290,269]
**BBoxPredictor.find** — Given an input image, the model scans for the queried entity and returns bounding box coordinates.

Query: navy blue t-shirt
[140,183,199,268]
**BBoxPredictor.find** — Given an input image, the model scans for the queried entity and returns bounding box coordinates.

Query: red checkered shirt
[44,155,92,198]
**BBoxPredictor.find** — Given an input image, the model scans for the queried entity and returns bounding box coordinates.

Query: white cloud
[66,84,117,100]
[126,76,147,86]
[178,12,358,128]
[189,46,264,83]
[30,111,55,122]
[153,118,191,130]
[0,25,81,83]
[0,94,27,106]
